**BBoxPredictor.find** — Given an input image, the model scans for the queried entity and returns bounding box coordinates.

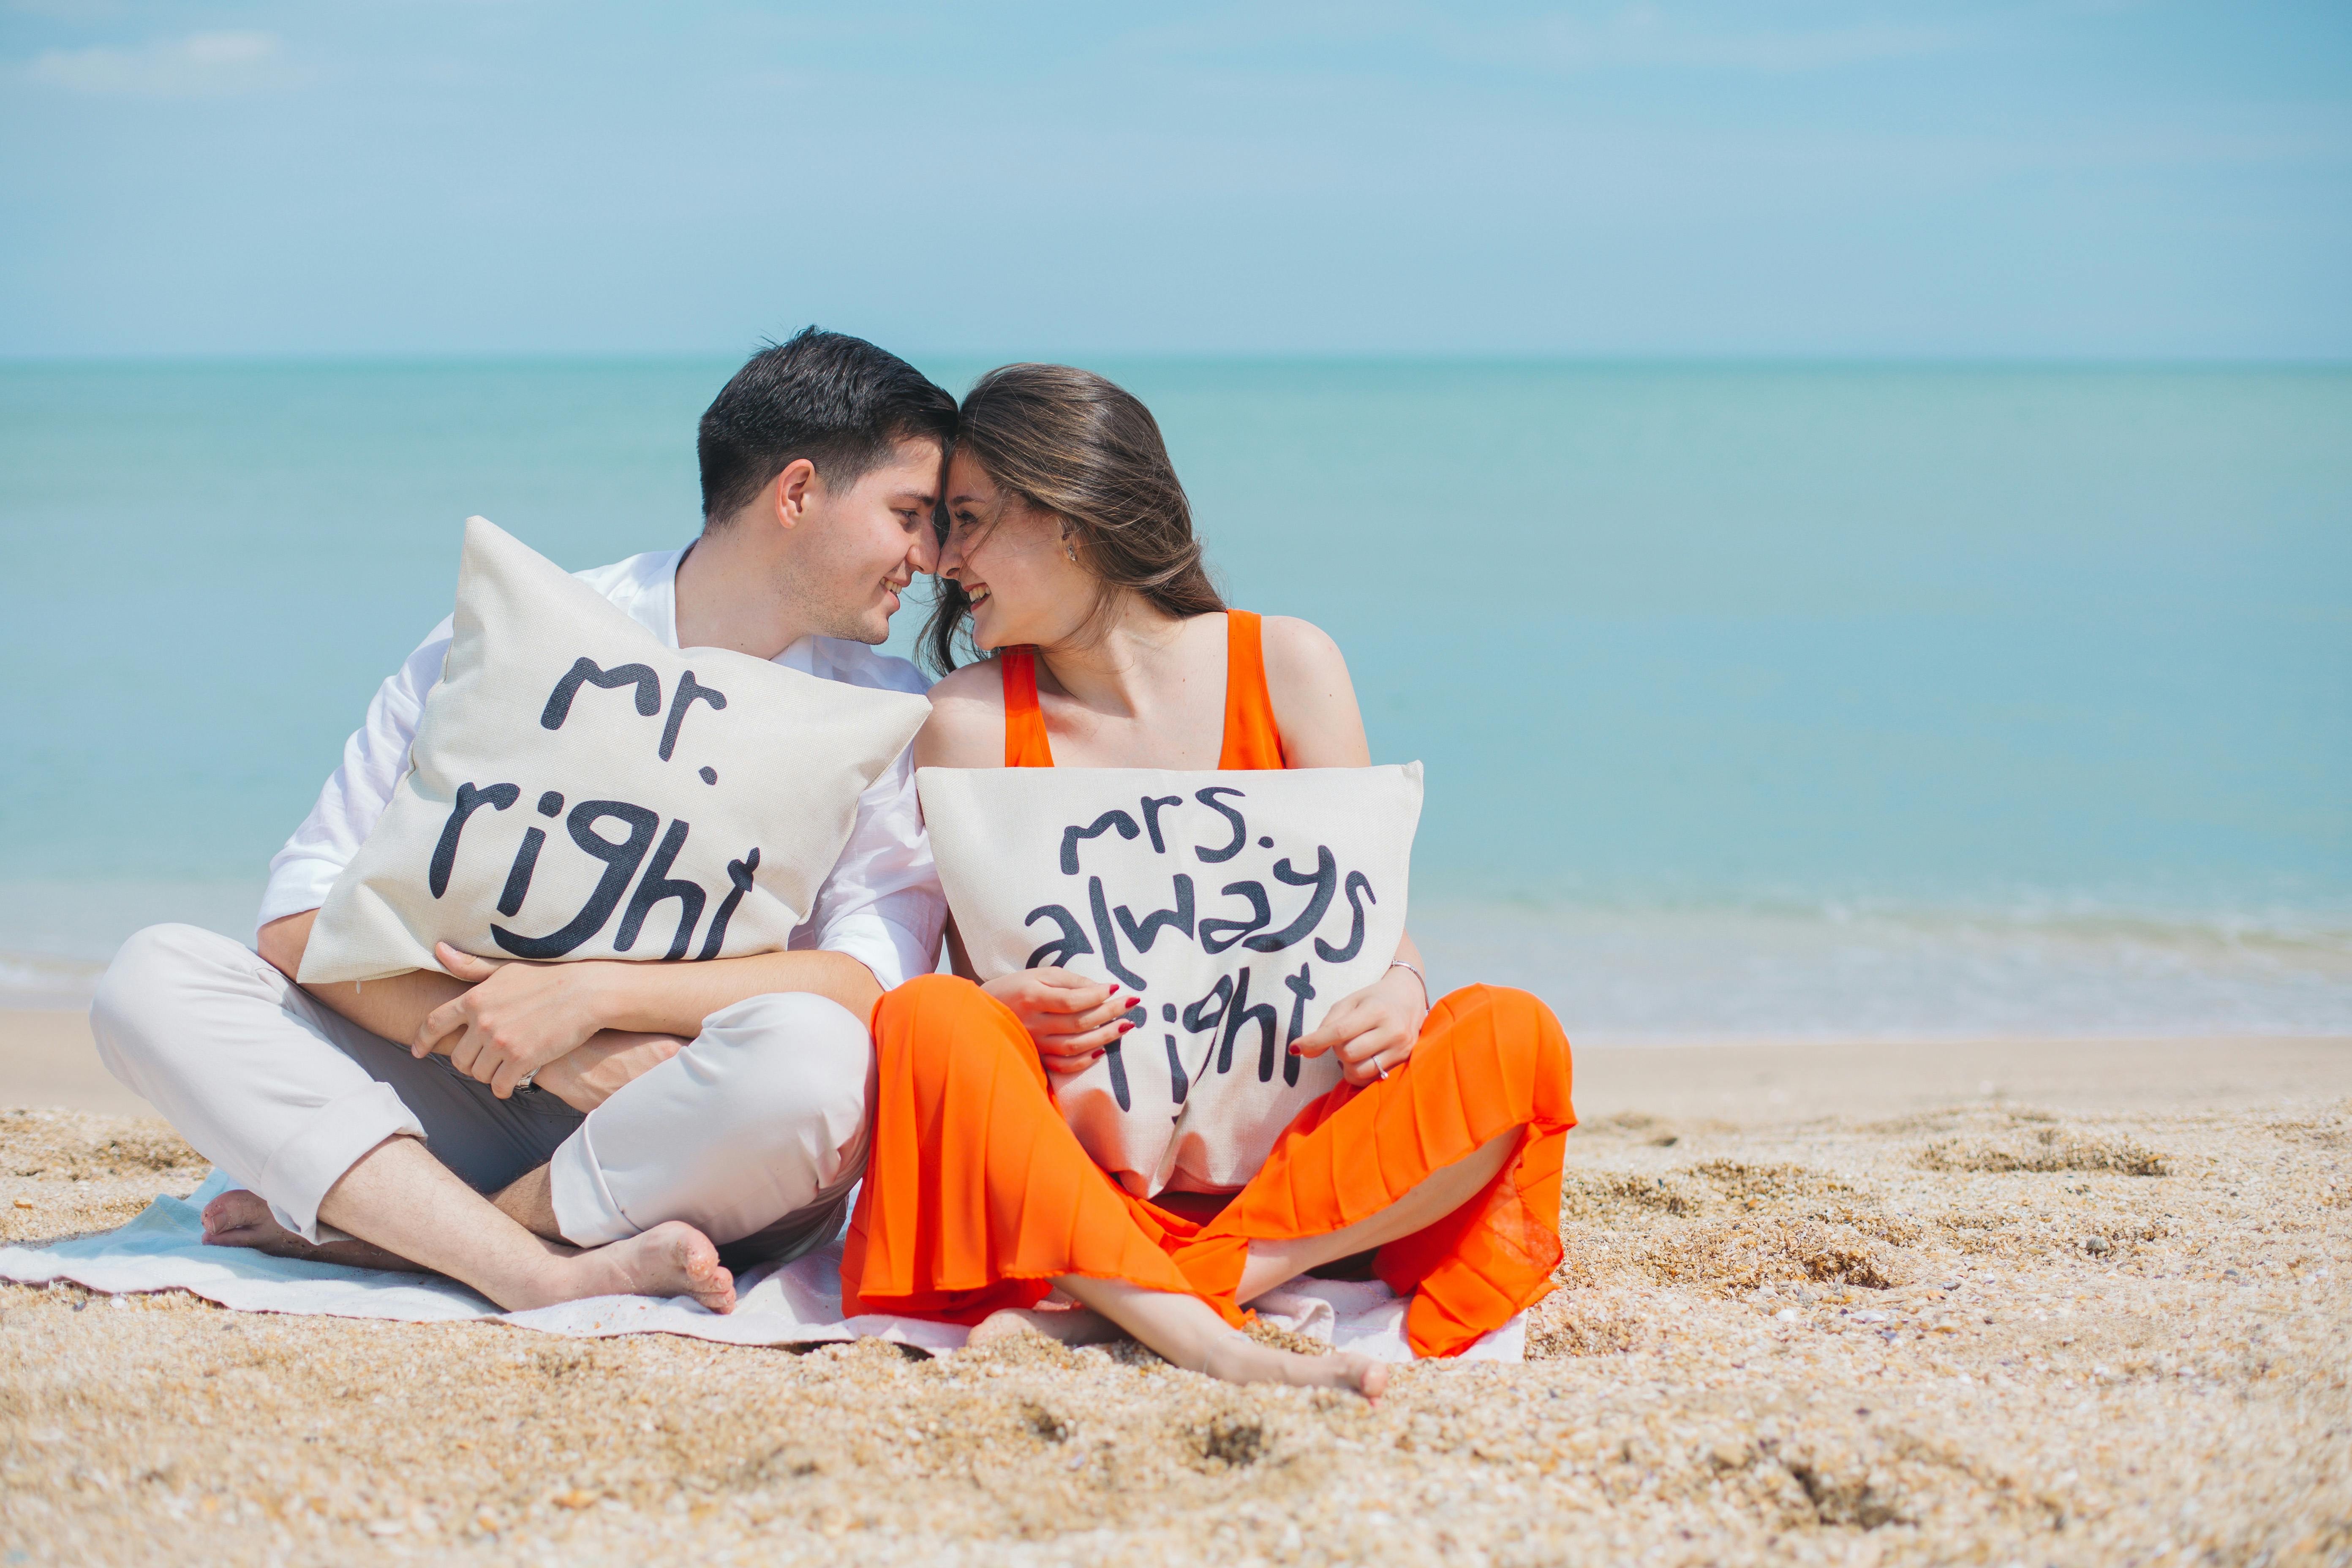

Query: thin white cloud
[26,30,299,96]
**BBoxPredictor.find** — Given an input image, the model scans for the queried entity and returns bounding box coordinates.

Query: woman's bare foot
[969,1305,1121,1348]
[1198,1333,1390,1401]
[1049,1275,1388,1400]
[201,1189,420,1271]
[553,1221,736,1314]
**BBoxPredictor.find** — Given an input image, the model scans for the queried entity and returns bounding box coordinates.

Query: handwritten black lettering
[1191,787,1248,864]
[616,818,706,960]
[1086,877,1147,991]
[1282,962,1316,1086]
[1023,904,1093,969]
[1114,874,1195,952]
[1199,881,1271,955]
[694,847,759,961]
[1164,1034,1189,1107]
[540,658,661,730]
[496,827,546,917]
[1105,1035,1132,1111]
[492,800,658,959]
[1315,871,1378,963]
[1138,794,1184,854]
[1224,966,1278,1080]
[429,782,519,899]
[1182,975,1232,1055]
[1247,846,1337,953]
[658,671,727,762]
[1060,810,1141,875]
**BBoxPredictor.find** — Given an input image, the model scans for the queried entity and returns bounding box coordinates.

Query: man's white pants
[89,924,872,1266]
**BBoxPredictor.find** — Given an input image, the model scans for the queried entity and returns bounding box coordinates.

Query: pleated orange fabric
[853,607,1576,1357]
[996,611,1289,770]
[843,976,1576,1356]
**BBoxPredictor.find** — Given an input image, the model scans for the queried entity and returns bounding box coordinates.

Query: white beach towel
[0,1171,1523,1363]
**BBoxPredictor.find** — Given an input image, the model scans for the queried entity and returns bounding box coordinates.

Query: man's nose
[907,523,941,575]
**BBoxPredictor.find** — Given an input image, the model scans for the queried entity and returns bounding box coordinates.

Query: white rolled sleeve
[256,620,453,935]
[788,746,944,991]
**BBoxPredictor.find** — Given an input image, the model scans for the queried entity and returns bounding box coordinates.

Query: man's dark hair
[697,327,957,525]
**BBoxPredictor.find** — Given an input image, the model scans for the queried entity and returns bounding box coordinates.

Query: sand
[4,1011,2350,1565]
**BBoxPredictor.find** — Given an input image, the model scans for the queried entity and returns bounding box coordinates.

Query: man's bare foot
[201,1190,420,1271]
[1198,1333,1390,1402]
[969,1305,1121,1348]
[556,1221,736,1314]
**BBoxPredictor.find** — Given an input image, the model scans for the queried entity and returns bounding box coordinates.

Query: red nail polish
[1118,1020,1135,1033]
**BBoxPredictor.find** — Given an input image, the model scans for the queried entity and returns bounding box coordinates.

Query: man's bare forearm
[260,909,883,1053]
[582,947,882,1035]
[259,910,469,1046]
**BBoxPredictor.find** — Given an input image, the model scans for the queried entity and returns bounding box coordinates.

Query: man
[90,328,954,1314]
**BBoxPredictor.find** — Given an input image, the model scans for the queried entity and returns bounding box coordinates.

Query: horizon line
[4,348,2349,373]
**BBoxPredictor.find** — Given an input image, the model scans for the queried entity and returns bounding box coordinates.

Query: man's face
[784,437,945,645]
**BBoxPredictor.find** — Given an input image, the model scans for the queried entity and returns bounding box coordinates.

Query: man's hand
[1290,967,1428,1088]
[416,943,616,1098]
[980,967,1137,1074]
[529,1031,686,1113]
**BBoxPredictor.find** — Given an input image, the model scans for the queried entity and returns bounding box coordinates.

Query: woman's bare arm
[1259,615,1432,1081]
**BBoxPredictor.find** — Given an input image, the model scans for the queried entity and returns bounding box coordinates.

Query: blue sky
[3,2,2347,359]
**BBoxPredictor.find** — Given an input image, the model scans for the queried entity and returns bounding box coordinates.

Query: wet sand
[3,1012,2349,1564]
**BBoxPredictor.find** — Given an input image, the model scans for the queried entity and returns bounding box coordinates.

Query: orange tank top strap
[999,647,1055,768]
[1218,610,1289,770]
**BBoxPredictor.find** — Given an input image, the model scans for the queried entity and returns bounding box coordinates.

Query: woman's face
[938,449,1100,651]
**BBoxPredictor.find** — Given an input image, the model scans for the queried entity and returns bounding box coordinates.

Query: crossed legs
[202,1134,735,1309]
[93,925,870,1315]
[970,1127,1519,1396]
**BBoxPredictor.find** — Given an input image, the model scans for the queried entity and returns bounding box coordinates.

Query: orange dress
[844,611,1578,1357]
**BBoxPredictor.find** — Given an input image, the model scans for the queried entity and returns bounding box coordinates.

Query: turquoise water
[3,359,2347,1035]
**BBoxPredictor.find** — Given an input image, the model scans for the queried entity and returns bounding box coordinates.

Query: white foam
[1413,899,2352,1042]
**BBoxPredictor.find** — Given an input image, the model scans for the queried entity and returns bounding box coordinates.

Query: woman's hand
[1289,966,1428,1087]
[981,967,1137,1074]
[415,943,616,1098]
[529,1031,687,1113]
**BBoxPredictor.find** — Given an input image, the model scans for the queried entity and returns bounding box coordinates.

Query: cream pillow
[300,517,931,986]
[920,763,1421,1198]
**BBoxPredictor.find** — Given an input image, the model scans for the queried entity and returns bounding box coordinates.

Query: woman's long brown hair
[920,363,1225,675]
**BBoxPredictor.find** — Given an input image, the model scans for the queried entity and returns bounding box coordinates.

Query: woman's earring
[1064,540,1078,564]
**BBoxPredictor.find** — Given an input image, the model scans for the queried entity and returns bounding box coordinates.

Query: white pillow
[300,517,931,985]
[919,763,1420,1198]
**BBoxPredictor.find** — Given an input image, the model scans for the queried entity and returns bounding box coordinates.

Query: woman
[844,365,1575,1399]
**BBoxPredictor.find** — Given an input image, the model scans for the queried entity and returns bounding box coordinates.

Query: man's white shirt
[259,546,945,990]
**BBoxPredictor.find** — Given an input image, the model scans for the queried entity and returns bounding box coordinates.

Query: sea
[3,358,2347,1043]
